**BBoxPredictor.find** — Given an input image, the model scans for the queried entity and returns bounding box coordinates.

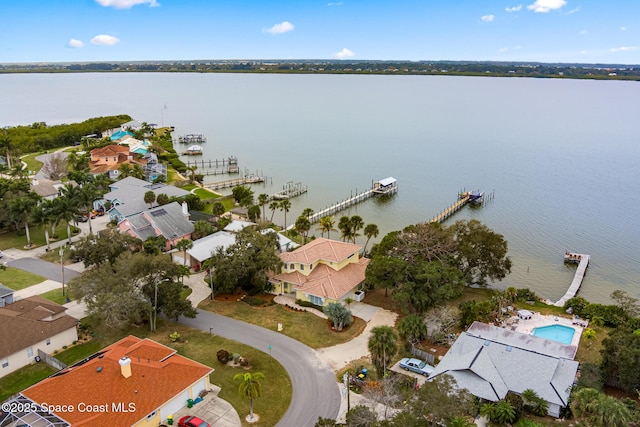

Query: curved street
[179,310,341,427]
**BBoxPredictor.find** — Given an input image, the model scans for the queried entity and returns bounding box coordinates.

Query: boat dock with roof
[176,134,207,144]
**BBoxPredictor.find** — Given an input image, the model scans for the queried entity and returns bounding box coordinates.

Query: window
[46,339,51,346]
[104,156,108,161]
[1,358,8,368]
[300,265,304,271]
[113,156,117,161]
[27,347,34,358]
[310,264,313,270]
[290,264,294,269]
[310,295,323,306]
[146,411,157,420]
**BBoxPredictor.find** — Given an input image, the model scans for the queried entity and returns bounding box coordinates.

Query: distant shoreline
[1,60,639,81]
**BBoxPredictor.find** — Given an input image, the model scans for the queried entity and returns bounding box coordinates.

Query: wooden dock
[202,175,265,191]
[287,177,398,230]
[430,194,470,223]
[554,253,590,307]
[176,134,206,144]
[185,156,239,174]
[272,181,308,200]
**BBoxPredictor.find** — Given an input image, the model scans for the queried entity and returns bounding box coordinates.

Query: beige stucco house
[270,238,369,306]
[0,295,78,378]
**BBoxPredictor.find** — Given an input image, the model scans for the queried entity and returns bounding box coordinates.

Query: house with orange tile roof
[13,336,214,427]
[269,238,369,306]
[88,145,147,179]
[0,295,78,378]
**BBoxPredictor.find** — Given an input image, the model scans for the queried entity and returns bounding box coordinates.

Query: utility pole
[59,247,65,296]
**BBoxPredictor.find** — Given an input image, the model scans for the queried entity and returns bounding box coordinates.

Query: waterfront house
[12,336,213,427]
[88,144,147,179]
[0,296,78,378]
[118,202,194,251]
[269,238,369,306]
[30,178,74,200]
[428,321,579,418]
[183,230,237,268]
[109,129,135,142]
[100,177,190,223]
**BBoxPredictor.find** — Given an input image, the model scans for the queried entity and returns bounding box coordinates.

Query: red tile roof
[279,238,361,264]
[21,336,213,427]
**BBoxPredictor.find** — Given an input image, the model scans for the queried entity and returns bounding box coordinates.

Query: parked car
[399,357,434,376]
[75,215,88,223]
[178,416,210,427]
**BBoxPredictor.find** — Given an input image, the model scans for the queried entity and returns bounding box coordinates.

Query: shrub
[516,288,538,302]
[169,331,180,342]
[216,349,230,364]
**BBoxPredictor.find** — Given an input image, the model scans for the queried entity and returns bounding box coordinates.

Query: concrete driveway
[171,385,241,427]
[389,361,429,386]
[349,302,380,322]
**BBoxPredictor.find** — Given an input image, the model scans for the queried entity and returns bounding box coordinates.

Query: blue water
[1,73,639,304]
[533,325,576,345]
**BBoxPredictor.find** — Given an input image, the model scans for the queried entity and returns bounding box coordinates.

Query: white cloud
[91,34,120,45]
[328,2,343,5]
[481,15,495,22]
[505,5,522,12]
[610,46,638,52]
[527,0,566,13]
[68,39,84,48]
[579,29,587,35]
[565,6,580,15]
[265,21,295,34]
[620,26,627,31]
[95,0,159,8]
[498,45,522,53]
[498,47,509,52]
[333,48,355,59]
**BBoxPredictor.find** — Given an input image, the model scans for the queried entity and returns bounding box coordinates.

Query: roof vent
[483,340,490,346]
[96,366,103,372]
[506,346,512,352]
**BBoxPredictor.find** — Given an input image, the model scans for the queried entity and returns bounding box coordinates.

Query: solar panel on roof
[150,209,167,217]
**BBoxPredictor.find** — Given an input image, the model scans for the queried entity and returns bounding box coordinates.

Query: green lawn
[0,317,292,427]
[194,187,221,200]
[0,268,46,290]
[39,288,68,305]
[0,223,80,251]
[182,183,198,191]
[21,152,45,175]
[199,298,366,349]
[0,363,57,402]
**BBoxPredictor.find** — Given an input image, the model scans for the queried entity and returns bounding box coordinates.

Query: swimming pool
[532,324,576,345]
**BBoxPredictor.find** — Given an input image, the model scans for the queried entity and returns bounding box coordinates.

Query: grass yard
[0,317,292,427]
[0,223,80,251]
[39,288,68,305]
[193,187,221,200]
[575,325,611,365]
[21,152,45,175]
[0,268,46,290]
[198,298,366,349]
[0,363,57,402]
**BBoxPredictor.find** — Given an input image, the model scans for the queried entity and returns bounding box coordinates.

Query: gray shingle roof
[0,283,14,298]
[187,231,237,263]
[125,202,194,241]
[429,322,579,408]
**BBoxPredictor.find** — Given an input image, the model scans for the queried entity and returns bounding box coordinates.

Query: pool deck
[511,313,584,348]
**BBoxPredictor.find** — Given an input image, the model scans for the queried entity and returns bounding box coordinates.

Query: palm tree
[492,400,516,424]
[233,372,265,422]
[349,215,364,243]
[175,238,193,266]
[118,163,132,179]
[294,216,311,244]
[9,196,38,248]
[53,194,80,244]
[337,216,352,242]
[302,207,314,219]
[367,325,398,378]
[279,199,291,229]
[268,201,279,223]
[78,184,100,235]
[187,165,197,184]
[317,216,336,239]
[362,223,379,255]
[31,200,56,251]
[144,190,156,209]
[257,194,269,222]
[0,133,13,169]
[131,164,145,180]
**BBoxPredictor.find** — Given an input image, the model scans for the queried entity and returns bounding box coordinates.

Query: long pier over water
[554,252,590,307]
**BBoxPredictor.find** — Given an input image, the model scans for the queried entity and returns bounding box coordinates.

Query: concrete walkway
[183,271,211,306]
[315,308,397,370]
[273,295,328,319]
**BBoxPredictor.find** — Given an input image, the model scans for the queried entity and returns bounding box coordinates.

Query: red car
[178,416,210,427]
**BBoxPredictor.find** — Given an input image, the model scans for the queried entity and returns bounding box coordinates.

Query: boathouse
[372,177,398,194]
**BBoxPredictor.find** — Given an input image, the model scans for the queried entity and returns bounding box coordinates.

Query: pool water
[532,325,576,345]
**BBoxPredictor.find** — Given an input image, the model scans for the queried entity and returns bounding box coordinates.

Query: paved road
[179,311,341,427]
[7,257,80,282]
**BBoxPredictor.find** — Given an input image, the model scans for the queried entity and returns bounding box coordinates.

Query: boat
[183,145,203,155]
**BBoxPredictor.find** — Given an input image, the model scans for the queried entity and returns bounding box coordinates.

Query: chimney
[182,201,189,219]
[119,356,132,378]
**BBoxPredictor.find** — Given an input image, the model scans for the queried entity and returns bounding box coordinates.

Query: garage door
[160,389,189,421]
[191,378,207,399]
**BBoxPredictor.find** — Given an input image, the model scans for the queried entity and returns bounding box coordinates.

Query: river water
[1,72,639,304]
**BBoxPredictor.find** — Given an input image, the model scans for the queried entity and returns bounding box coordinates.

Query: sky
[1,0,638,64]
